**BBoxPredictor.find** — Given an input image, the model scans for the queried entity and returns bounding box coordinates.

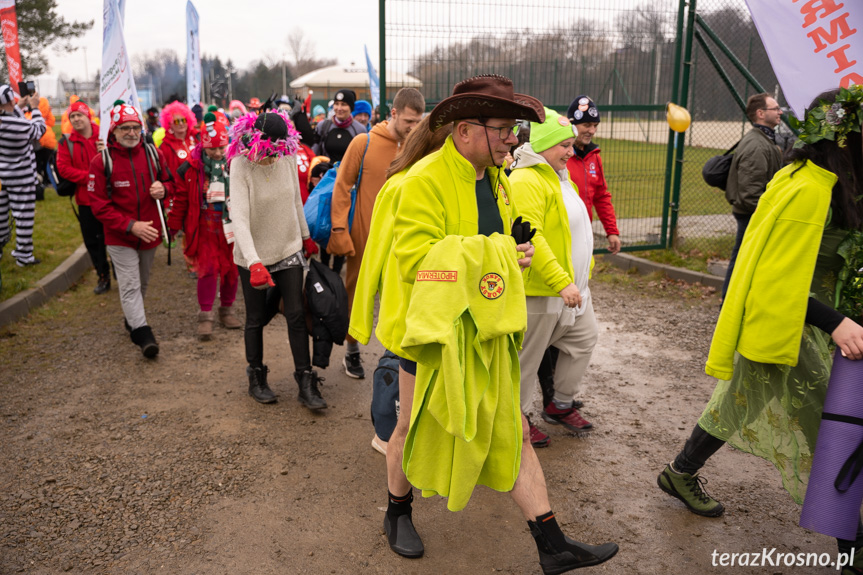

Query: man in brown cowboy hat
[377,74,618,574]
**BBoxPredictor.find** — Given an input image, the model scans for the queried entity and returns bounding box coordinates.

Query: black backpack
[371,350,400,441]
[701,140,739,193]
[52,136,77,197]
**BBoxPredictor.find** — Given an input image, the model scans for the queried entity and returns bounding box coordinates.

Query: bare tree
[287,29,315,65]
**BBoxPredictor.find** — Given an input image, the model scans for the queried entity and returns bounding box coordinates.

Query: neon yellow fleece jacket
[400,234,526,511]
[508,147,576,296]
[370,135,521,360]
[348,170,407,346]
[705,161,837,380]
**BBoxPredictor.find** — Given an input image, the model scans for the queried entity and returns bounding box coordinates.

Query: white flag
[186,1,202,108]
[100,0,141,141]
[745,0,863,118]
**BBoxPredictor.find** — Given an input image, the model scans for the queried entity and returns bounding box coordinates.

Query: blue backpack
[304,167,341,247]
[303,134,370,248]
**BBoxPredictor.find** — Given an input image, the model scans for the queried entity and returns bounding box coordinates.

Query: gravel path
[0,252,840,574]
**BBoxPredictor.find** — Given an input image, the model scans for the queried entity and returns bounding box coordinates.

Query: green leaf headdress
[789,84,863,149]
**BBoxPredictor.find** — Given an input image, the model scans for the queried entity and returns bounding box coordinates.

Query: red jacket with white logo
[88,138,173,249]
[565,144,619,237]
[55,122,100,206]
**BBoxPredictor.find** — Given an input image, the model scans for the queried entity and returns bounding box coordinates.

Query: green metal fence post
[378,0,388,119]
[669,0,697,249]
[661,0,688,249]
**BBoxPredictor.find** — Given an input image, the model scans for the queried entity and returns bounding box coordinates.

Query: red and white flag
[0,0,22,92]
[745,0,863,118]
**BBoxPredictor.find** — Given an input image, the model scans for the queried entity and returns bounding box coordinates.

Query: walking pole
[156,198,171,266]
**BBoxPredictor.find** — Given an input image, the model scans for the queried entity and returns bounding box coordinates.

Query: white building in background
[289,65,421,103]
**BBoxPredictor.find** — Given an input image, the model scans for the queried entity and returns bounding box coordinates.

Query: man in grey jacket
[722,92,783,299]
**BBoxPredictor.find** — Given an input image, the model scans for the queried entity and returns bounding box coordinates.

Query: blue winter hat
[312,104,325,117]
[354,100,372,117]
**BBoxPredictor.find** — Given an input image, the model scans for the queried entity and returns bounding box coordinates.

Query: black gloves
[511,216,536,244]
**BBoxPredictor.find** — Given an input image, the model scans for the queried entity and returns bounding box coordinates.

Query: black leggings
[77,205,111,278]
[673,424,726,475]
[239,265,310,372]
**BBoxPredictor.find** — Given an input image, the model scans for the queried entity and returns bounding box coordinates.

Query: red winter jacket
[566,144,619,237]
[55,122,100,206]
[159,132,196,203]
[167,152,209,259]
[88,138,173,250]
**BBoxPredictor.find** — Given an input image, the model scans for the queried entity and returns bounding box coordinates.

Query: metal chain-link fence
[677,0,785,260]
[383,0,784,258]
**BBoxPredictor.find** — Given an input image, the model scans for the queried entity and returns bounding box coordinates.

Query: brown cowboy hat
[428,74,545,132]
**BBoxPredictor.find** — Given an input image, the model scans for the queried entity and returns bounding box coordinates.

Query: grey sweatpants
[106,245,158,330]
[518,296,598,410]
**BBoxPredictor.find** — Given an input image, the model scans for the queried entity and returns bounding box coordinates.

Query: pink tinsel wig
[226,110,301,163]
[160,101,197,135]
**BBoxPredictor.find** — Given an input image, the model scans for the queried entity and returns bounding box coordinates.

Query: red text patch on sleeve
[416,270,458,282]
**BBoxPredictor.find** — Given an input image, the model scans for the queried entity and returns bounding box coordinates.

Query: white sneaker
[371,434,388,456]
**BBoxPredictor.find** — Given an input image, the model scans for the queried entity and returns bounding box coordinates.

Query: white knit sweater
[229,154,309,268]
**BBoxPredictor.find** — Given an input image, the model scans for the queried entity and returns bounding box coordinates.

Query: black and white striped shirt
[0,106,45,188]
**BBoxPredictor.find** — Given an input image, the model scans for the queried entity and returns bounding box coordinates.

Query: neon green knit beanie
[530,107,577,153]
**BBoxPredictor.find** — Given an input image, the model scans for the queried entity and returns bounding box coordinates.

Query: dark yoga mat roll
[800,350,863,540]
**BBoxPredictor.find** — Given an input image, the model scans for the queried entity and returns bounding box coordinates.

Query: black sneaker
[94,274,110,295]
[343,351,365,379]
[384,513,424,558]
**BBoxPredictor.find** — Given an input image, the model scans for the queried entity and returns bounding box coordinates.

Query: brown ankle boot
[218,306,242,329]
[197,310,215,341]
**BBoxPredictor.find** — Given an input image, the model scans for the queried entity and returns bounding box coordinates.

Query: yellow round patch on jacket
[479,273,505,300]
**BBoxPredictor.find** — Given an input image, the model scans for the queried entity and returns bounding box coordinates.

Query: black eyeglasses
[462,120,519,141]
[761,106,782,112]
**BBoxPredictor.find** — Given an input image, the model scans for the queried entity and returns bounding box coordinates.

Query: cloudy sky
[48,0,381,81]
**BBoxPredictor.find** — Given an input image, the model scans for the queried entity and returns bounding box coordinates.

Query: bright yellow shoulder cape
[706,161,837,380]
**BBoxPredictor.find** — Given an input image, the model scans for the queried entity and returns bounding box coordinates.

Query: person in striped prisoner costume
[0,84,46,266]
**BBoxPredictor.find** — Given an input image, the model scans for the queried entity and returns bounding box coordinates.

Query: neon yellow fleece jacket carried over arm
[400,233,526,512]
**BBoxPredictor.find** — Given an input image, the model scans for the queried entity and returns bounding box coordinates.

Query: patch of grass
[1,189,82,301]
[597,137,729,220]
[592,257,719,302]
[636,235,735,274]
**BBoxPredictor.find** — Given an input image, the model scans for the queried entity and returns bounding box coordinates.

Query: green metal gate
[379,0,786,256]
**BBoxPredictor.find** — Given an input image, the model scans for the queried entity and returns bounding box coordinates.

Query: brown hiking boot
[218,306,242,329]
[197,310,215,341]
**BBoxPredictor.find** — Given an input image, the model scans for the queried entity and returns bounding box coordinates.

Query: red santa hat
[109,104,142,133]
[202,112,229,148]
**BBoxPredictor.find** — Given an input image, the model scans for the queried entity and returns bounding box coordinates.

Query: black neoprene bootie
[528,512,618,575]
[384,490,423,558]
[247,365,277,404]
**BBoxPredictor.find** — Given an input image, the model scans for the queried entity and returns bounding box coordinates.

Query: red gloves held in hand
[249,262,275,289]
[303,238,319,258]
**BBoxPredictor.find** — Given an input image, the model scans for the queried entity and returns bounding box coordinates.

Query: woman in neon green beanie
[509,107,598,445]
